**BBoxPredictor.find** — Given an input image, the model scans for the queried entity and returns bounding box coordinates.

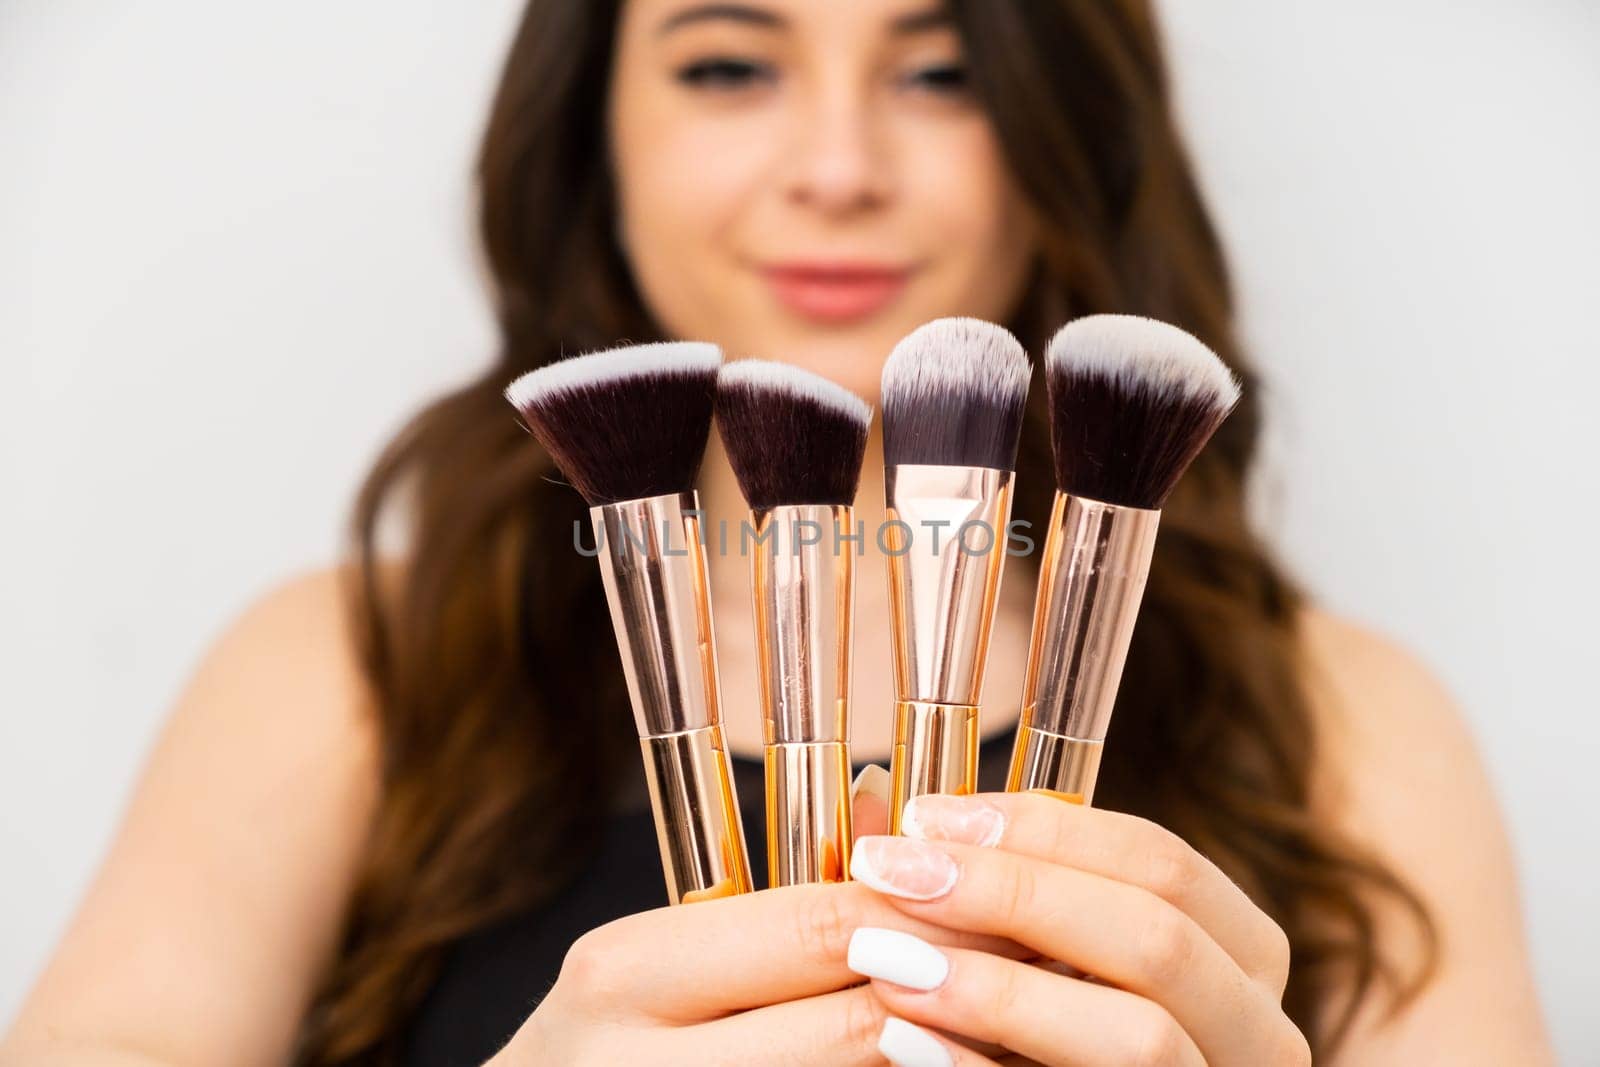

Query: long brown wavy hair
[297,0,1436,1061]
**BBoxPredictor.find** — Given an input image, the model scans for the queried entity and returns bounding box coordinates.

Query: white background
[2,1,1596,1059]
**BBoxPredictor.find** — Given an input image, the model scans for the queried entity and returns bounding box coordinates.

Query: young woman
[3,1,1551,1064]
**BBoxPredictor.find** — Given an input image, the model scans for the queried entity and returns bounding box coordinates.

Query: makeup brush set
[505,314,1240,902]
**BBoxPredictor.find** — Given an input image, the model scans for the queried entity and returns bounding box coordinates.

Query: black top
[400,725,1019,1066]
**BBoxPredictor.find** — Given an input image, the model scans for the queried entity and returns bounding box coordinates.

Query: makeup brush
[715,360,871,887]
[1009,314,1241,803]
[880,317,1032,833]
[505,341,753,905]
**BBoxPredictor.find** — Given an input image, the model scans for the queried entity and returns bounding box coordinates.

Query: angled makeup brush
[1009,314,1241,803]
[505,341,753,904]
[880,317,1032,833]
[715,360,871,887]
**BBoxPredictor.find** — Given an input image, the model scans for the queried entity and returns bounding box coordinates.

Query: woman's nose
[782,92,893,217]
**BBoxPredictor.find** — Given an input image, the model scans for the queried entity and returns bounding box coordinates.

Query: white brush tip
[1046,314,1240,410]
[718,359,872,427]
[882,316,1030,403]
[504,341,722,411]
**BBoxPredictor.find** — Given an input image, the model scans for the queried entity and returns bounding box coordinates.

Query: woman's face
[608,0,1037,400]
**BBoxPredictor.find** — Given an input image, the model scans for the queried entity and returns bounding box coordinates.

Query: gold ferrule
[592,493,752,902]
[1006,724,1104,805]
[748,504,854,744]
[641,727,753,905]
[765,741,853,886]
[884,464,1012,704]
[888,700,979,834]
[1009,493,1160,797]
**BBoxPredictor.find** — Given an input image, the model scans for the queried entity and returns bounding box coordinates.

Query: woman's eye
[903,62,970,95]
[674,58,776,91]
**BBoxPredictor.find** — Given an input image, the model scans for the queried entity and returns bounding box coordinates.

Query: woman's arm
[1,569,382,1067]
[1301,609,1553,1063]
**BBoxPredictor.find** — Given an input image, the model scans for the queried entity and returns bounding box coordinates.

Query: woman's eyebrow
[654,4,952,38]
[890,7,953,35]
[656,4,786,36]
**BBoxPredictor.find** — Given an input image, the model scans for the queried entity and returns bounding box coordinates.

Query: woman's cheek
[902,126,1034,316]
[622,88,781,204]
[615,119,766,327]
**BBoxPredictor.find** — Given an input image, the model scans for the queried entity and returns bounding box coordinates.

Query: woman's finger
[902,791,1290,991]
[847,927,1205,1067]
[851,836,1306,1065]
[691,983,1000,1067]
[852,763,892,839]
[555,880,1023,1022]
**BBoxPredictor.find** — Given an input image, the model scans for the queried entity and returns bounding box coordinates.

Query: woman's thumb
[850,763,891,839]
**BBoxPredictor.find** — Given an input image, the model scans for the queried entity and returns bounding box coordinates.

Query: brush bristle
[504,341,722,505]
[1045,314,1241,509]
[880,317,1031,470]
[715,361,872,509]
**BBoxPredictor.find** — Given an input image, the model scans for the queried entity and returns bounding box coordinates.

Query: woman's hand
[488,771,1000,1066]
[844,791,1311,1066]
[488,878,1022,1065]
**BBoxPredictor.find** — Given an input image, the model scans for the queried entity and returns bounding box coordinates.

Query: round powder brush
[1010,314,1241,803]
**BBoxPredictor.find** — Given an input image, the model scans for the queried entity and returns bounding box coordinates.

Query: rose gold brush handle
[1007,493,1160,805]
[750,504,855,886]
[593,492,753,904]
[884,465,1011,832]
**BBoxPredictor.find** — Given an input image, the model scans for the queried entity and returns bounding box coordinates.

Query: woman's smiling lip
[759,260,917,324]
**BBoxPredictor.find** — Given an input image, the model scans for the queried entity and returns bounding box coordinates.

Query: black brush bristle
[881,317,1032,471]
[1045,314,1241,510]
[715,361,872,509]
[504,341,722,505]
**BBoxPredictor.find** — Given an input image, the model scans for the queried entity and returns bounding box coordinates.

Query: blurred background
[2,0,1595,1058]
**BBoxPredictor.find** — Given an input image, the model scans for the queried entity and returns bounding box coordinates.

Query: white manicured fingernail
[850,836,959,900]
[901,794,1005,847]
[847,927,950,991]
[852,763,891,807]
[878,1016,953,1067]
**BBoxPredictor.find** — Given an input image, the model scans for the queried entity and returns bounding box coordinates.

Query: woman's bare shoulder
[2,560,402,1065]
[1296,604,1493,881]
[181,560,395,769]
[1294,607,1552,1062]
[1296,607,1469,763]
[226,557,403,703]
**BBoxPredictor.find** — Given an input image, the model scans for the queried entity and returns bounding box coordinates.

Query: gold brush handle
[1006,724,1103,805]
[640,726,753,905]
[888,700,980,835]
[765,741,853,886]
